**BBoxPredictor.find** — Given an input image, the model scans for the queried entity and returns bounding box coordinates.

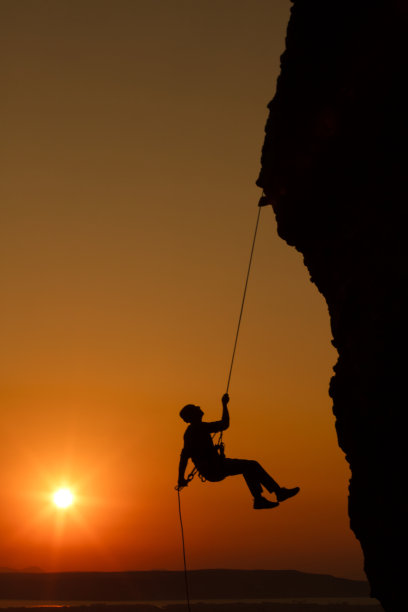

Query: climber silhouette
[177,393,300,509]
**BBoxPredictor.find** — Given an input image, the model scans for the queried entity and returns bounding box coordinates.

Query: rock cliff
[257,1,407,610]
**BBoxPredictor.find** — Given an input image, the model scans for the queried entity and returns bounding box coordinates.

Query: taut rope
[177,204,264,611]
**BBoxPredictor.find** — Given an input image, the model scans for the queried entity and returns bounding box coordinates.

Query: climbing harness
[176,200,266,610]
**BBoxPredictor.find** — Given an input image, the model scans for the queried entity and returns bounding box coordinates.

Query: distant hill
[0,567,43,573]
[0,569,370,600]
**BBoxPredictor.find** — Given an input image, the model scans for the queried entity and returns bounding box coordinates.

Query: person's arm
[207,393,230,433]
[177,447,190,488]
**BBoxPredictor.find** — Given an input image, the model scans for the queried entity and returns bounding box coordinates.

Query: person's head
[179,404,204,424]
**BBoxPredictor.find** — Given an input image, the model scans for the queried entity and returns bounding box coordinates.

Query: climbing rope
[225,205,262,393]
[181,205,263,484]
[177,489,192,612]
[216,204,262,451]
[176,204,264,611]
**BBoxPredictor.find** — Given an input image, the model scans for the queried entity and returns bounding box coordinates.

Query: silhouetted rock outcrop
[257,1,407,611]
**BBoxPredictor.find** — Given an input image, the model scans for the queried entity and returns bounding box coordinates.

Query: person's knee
[243,460,261,475]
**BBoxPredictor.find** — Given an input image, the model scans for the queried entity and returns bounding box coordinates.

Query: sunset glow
[0,0,365,580]
[53,488,74,509]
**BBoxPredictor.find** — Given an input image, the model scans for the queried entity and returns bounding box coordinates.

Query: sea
[0,597,380,608]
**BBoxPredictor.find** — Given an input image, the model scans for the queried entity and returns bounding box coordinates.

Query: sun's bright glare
[53,488,74,508]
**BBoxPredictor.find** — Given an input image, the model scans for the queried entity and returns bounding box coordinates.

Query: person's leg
[223,459,280,507]
[223,458,300,507]
[247,461,299,502]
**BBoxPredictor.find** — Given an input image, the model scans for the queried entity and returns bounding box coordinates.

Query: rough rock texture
[257,1,407,610]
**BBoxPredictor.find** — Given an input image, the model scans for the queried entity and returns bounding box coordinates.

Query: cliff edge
[257,2,407,610]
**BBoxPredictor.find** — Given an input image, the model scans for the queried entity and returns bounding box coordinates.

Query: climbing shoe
[253,496,279,510]
[276,487,300,502]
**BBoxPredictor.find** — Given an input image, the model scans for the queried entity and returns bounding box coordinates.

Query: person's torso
[184,423,221,471]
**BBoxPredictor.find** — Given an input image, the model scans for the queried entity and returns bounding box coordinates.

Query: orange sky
[1,0,364,579]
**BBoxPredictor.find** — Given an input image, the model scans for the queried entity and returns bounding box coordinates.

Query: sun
[53,488,74,508]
